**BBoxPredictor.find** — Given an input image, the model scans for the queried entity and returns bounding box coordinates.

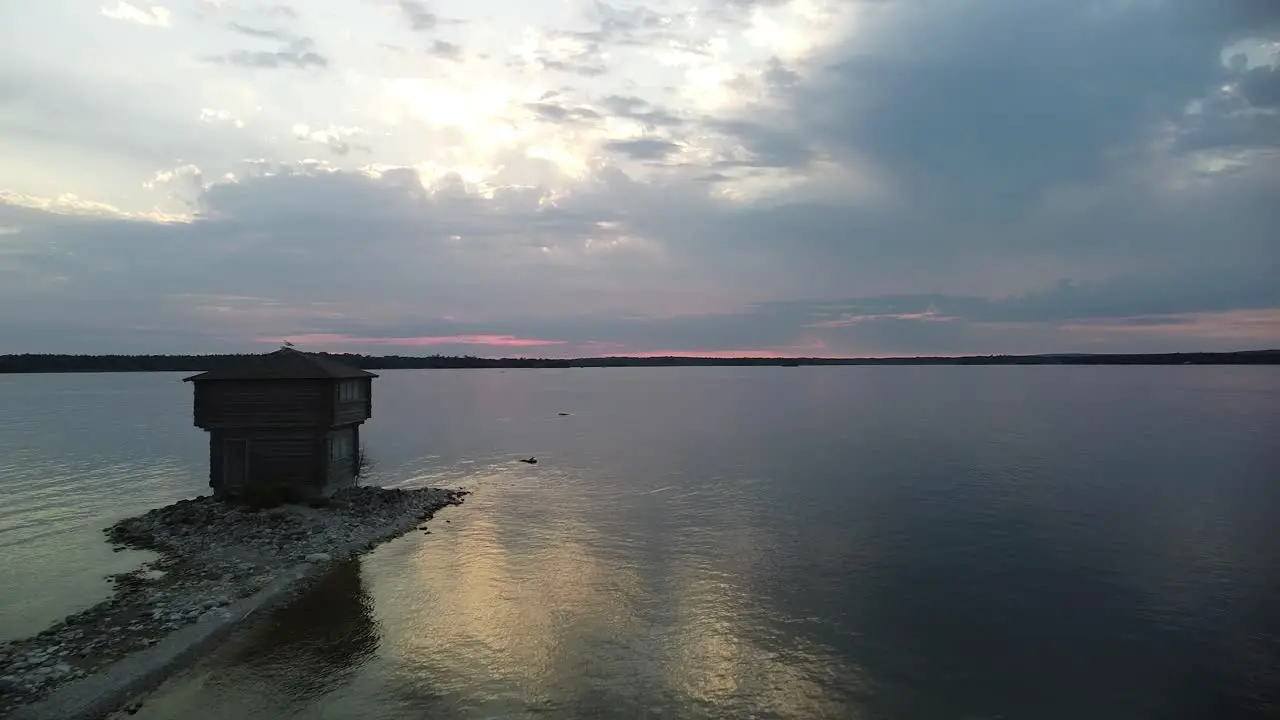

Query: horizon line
[2,348,1278,362]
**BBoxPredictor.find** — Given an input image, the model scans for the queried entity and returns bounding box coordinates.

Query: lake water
[3,367,1280,719]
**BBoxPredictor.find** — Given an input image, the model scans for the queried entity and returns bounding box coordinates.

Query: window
[329,430,353,461]
[336,380,363,402]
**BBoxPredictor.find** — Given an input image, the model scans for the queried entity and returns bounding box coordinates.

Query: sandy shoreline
[0,486,467,719]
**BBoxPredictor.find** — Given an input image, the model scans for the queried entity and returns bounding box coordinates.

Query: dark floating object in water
[558,412,570,416]
[520,457,538,464]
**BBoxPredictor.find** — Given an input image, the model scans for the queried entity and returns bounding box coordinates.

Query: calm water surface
[3,367,1279,719]
[0,372,205,640]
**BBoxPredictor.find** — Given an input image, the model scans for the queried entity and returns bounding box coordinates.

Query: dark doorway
[224,438,249,493]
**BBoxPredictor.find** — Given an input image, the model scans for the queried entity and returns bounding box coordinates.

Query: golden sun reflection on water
[658,532,871,719]
[379,483,649,696]
[366,466,870,717]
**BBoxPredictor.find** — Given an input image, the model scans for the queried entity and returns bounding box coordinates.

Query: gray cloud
[646,0,1280,287]
[791,266,1280,327]
[534,56,608,77]
[208,6,326,70]
[582,0,685,48]
[525,102,602,124]
[498,27,608,75]
[207,47,328,69]
[1174,51,1280,151]
[427,39,462,60]
[5,130,1275,355]
[603,138,681,160]
[760,57,800,91]
[205,6,327,70]
[271,263,1280,357]
[739,1,1272,213]
[709,119,813,168]
[228,22,290,40]
[1240,63,1280,107]
[599,95,684,128]
[397,0,437,31]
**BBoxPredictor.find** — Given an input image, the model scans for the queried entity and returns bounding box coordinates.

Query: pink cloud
[1056,309,1280,344]
[568,335,841,359]
[806,310,956,328]
[619,349,808,358]
[258,333,567,348]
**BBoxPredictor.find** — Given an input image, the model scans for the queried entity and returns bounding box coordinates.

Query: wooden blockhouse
[184,348,377,500]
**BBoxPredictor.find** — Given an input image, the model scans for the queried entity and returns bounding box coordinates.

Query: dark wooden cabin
[183,348,377,500]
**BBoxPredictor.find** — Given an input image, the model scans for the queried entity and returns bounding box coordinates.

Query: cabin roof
[182,348,378,382]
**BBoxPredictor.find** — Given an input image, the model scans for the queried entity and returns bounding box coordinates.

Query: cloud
[603,138,682,160]
[228,22,290,40]
[206,16,327,70]
[790,264,1280,327]
[206,42,328,69]
[5,143,1276,356]
[513,28,610,77]
[708,119,813,168]
[290,123,368,155]
[397,0,438,32]
[525,101,601,124]
[533,58,608,77]
[598,96,685,128]
[1240,63,1280,107]
[100,1,170,27]
[742,1,1276,212]
[263,333,567,348]
[427,39,462,61]
[0,190,174,221]
[199,108,245,128]
[580,0,685,48]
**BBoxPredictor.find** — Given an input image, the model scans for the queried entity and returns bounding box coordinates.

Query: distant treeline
[1,349,1278,374]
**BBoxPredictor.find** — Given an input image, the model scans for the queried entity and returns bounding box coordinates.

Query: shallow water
[0,372,205,642]
[4,367,1280,718]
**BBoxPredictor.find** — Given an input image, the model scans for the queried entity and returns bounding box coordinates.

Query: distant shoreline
[1,349,1278,373]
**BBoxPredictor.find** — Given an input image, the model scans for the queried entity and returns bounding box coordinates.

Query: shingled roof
[183,347,378,382]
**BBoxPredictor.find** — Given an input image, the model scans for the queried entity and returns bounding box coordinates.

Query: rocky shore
[0,486,466,718]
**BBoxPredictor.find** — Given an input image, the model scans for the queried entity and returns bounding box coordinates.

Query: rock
[0,675,22,694]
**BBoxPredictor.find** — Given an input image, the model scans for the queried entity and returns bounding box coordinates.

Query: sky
[0,0,1277,358]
